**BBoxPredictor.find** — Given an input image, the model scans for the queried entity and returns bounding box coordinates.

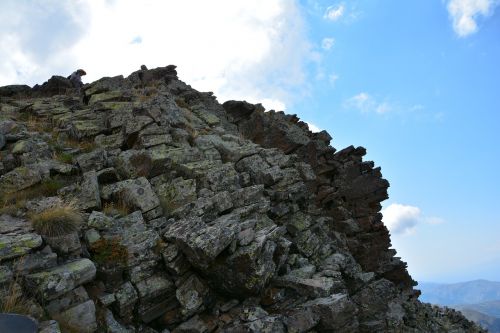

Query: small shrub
[25,115,52,133]
[31,205,83,237]
[90,238,128,268]
[175,97,190,109]
[53,151,74,164]
[102,201,131,217]
[0,280,31,315]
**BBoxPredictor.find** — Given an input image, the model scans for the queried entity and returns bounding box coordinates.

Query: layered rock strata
[0,66,483,332]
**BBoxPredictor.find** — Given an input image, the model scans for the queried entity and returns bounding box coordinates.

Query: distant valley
[419,280,500,332]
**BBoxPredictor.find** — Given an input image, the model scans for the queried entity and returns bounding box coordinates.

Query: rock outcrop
[0,65,483,332]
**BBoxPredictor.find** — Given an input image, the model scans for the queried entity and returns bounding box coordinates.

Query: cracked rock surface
[0,66,484,332]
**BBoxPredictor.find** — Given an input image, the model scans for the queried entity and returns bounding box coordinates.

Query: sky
[0,0,499,284]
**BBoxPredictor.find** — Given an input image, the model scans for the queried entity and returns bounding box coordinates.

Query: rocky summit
[0,66,484,333]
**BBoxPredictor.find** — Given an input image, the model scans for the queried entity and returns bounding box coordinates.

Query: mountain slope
[0,66,484,332]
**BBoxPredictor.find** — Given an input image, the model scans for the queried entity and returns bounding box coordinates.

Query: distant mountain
[454,300,500,319]
[455,308,500,333]
[418,280,500,305]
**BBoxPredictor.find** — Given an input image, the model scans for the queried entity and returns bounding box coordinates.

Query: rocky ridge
[0,66,483,332]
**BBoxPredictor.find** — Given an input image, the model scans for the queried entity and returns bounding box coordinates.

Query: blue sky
[1,0,499,283]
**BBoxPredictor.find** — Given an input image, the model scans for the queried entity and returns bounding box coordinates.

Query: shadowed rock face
[0,65,484,333]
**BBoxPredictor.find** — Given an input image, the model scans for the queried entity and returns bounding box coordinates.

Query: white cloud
[382,203,445,235]
[0,1,312,111]
[343,92,399,114]
[306,122,321,132]
[447,0,499,37]
[324,3,345,21]
[321,37,335,50]
[382,204,421,235]
[344,92,377,113]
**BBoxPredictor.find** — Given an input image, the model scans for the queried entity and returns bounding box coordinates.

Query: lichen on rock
[0,65,485,332]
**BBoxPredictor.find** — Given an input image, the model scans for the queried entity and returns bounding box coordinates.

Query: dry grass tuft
[24,115,52,133]
[175,97,190,109]
[102,201,131,217]
[31,204,83,237]
[0,283,32,315]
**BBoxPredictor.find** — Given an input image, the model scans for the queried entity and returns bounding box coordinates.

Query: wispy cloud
[447,0,499,37]
[382,203,445,235]
[324,3,345,21]
[321,37,335,50]
[344,92,392,114]
[328,73,339,86]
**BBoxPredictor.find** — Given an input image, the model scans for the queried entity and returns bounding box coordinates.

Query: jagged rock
[115,281,138,319]
[76,148,107,172]
[135,274,175,322]
[173,315,209,333]
[25,258,96,301]
[164,216,238,269]
[0,66,484,333]
[176,274,210,317]
[43,232,81,255]
[302,293,358,332]
[101,177,160,213]
[283,307,319,333]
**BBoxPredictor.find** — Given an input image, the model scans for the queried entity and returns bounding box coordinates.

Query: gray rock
[176,274,210,317]
[39,320,62,333]
[173,315,208,333]
[155,177,197,215]
[115,282,138,318]
[101,177,160,213]
[12,247,57,274]
[135,274,175,322]
[0,166,41,194]
[25,258,96,301]
[76,148,107,172]
[0,232,43,261]
[55,300,97,333]
[103,309,134,333]
[224,315,286,333]
[302,293,359,331]
[0,265,13,285]
[283,307,319,333]
[79,170,101,210]
[45,286,89,316]
[43,232,81,255]
[116,149,152,179]
[164,216,237,269]
[0,133,5,150]
[273,275,344,298]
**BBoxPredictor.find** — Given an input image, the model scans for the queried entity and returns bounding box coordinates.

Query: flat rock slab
[25,258,96,301]
[0,313,38,333]
[0,232,42,262]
